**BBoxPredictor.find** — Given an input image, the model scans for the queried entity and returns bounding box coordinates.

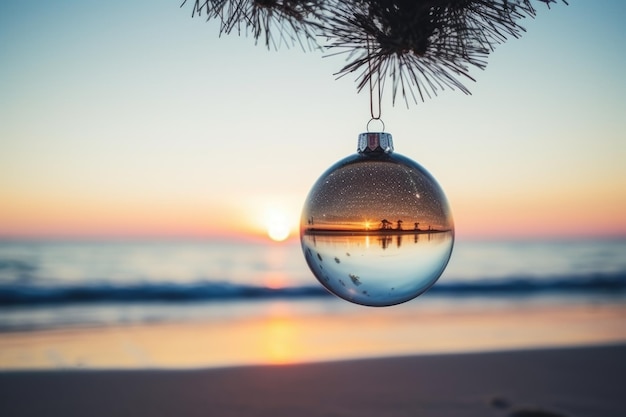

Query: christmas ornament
[182,1,567,307]
[300,130,454,306]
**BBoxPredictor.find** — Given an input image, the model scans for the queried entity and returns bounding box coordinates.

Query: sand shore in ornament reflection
[301,230,454,306]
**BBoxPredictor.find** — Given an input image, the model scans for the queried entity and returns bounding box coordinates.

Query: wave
[1,273,625,306]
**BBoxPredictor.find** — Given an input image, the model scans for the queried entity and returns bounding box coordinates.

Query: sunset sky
[1,1,625,241]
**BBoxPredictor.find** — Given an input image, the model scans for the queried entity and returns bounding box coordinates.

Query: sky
[1,0,625,242]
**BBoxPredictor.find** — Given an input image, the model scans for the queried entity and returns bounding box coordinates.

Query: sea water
[0,238,624,332]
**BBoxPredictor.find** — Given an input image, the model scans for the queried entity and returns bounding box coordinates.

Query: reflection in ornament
[300,132,454,307]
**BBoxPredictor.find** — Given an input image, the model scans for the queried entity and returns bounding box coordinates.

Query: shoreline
[1,344,625,417]
[1,299,625,371]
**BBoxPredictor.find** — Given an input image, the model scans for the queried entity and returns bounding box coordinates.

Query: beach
[1,299,625,369]
[1,239,625,416]
[1,344,624,417]
[1,299,625,417]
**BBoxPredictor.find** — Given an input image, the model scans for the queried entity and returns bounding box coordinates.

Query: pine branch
[182,0,327,50]
[181,0,569,106]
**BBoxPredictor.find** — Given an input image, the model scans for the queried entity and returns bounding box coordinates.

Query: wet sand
[1,344,625,417]
[1,300,625,369]
[0,300,626,372]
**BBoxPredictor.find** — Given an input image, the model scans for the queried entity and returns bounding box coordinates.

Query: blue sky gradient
[1,1,625,239]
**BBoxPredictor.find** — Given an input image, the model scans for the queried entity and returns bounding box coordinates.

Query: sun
[265,209,291,242]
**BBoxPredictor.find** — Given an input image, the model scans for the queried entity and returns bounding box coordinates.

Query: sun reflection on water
[263,316,298,364]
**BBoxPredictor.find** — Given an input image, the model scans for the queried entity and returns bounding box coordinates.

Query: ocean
[0,238,624,333]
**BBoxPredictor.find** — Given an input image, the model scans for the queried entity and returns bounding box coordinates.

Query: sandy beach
[1,300,625,417]
[0,344,624,417]
[1,300,625,370]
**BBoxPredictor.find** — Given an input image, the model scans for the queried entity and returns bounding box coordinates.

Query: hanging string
[367,36,382,121]
[366,36,383,131]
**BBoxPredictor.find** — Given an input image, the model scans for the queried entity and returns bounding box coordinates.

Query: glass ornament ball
[300,132,454,307]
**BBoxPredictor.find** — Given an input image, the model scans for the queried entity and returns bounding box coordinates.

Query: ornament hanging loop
[366,117,385,132]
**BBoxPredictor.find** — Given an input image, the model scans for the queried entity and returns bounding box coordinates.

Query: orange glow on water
[262,273,288,290]
[1,302,625,370]
[262,316,298,364]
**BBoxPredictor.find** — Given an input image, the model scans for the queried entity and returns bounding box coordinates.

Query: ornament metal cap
[358,132,394,154]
